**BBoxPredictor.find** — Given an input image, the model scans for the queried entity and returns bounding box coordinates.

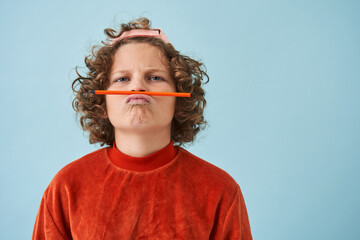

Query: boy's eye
[149,76,163,81]
[115,77,128,82]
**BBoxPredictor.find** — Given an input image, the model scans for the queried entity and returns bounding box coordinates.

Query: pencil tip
[90,90,95,94]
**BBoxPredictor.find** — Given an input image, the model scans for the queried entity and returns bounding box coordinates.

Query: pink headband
[111,28,170,44]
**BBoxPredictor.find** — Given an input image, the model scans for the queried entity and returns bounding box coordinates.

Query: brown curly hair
[72,17,209,147]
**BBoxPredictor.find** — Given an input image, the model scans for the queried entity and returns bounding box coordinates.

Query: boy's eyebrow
[143,67,169,73]
[110,68,169,75]
[108,70,128,80]
[110,70,130,75]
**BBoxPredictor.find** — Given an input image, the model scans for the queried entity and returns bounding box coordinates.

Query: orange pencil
[90,90,191,98]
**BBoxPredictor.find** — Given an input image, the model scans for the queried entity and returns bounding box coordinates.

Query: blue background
[1,0,359,239]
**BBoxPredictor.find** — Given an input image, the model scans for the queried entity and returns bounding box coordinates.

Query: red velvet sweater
[33,143,252,239]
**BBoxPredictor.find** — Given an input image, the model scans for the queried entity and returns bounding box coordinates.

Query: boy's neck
[114,129,172,157]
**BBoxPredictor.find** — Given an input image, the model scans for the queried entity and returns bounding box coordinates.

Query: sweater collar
[107,141,178,172]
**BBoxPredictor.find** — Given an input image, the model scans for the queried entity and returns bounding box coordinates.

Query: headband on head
[110,28,170,44]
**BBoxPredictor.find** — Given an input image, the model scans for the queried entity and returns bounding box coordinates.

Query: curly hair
[72,17,209,147]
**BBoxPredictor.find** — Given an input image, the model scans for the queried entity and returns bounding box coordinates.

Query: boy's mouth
[126,94,151,104]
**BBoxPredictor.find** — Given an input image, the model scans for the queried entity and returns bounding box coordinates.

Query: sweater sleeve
[221,186,252,240]
[32,188,71,240]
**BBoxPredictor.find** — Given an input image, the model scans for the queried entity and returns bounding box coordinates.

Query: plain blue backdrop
[1,0,359,239]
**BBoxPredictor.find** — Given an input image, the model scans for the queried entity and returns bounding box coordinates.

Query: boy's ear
[102,110,108,119]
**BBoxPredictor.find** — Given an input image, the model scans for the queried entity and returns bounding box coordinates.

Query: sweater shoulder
[177,148,240,192]
[49,147,109,186]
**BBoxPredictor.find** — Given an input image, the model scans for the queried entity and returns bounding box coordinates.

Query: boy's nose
[130,76,147,92]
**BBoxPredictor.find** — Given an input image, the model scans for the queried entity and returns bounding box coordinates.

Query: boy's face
[106,43,176,137]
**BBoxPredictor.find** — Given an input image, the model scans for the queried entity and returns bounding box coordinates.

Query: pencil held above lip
[90,90,191,97]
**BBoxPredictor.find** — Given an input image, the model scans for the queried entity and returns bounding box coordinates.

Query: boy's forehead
[114,43,164,60]
[111,43,169,71]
